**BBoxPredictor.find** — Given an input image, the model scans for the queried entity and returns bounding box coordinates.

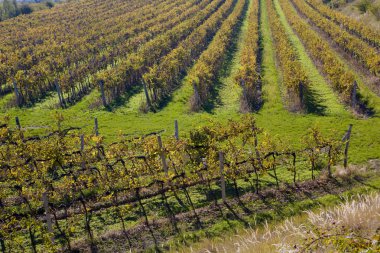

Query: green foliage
[19,5,33,15]
[45,1,54,8]
[0,0,18,20]
[356,0,373,13]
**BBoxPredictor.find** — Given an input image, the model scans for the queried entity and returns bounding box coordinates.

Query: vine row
[189,0,248,111]
[279,0,358,107]
[268,0,311,112]
[290,0,380,76]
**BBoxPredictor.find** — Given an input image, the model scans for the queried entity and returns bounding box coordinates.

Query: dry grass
[339,0,380,31]
[333,164,367,179]
[188,193,380,253]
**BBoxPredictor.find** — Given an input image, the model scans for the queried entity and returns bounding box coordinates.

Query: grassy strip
[258,0,285,111]
[213,0,250,114]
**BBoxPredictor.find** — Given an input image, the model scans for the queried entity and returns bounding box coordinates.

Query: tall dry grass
[188,193,380,253]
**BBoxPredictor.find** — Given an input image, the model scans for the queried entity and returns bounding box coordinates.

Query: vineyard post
[253,127,263,169]
[54,79,65,108]
[351,81,358,108]
[342,124,353,169]
[15,116,24,140]
[292,152,297,185]
[174,120,179,140]
[42,192,54,242]
[191,82,201,111]
[80,134,85,169]
[157,135,168,176]
[219,151,226,202]
[94,118,99,136]
[12,80,21,107]
[94,118,100,158]
[80,134,85,151]
[327,145,332,177]
[240,79,249,112]
[142,80,152,109]
[299,82,304,109]
[15,116,20,130]
[99,80,107,107]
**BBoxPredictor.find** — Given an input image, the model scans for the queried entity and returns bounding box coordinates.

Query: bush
[356,0,372,13]
[327,0,349,8]
[46,2,54,8]
[19,4,33,15]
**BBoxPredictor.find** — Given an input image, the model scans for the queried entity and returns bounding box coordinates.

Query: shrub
[46,2,54,9]
[19,4,33,15]
[356,0,372,13]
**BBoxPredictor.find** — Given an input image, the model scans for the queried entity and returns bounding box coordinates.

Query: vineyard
[0,0,380,252]
[0,115,358,252]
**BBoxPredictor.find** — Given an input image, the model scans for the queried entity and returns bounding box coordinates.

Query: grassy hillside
[0,0,379,252]
[1,0,378,165]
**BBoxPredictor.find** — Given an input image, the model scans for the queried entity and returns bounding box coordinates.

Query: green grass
[0,0,379,165]
[259,0,285,112]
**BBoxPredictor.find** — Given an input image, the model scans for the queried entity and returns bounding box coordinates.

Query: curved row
[268,0,311,112]
[305,0,380,49]
[95,0,228,107]
[188,0,248,111]
[290,0,380,76]
[278,0,357,106]
[0,0,192,104]
[142,0,240,109]
[235,0,261,112]
[3,0,207,106]
[0,0,164,83]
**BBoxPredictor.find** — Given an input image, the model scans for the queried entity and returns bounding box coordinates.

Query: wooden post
[327,145,332,177]
[13,80,21,107]
[80,134,85,169]
[15,116,24,141]
[240,79,249,112]
[54,79,65,108]
[174,120,179,140]
[192,82,201,111]
[253,128,263,169]
[99,80,107,107]
[299,82,304,107]
[94,118,99,136]
[15,116,21,130]
[343,124,353,169]
[142,80,152,108]
[157,135,168,176]
[80,134,85,152]
[351,81,358,108]
[42,192,54,241]
[219,151,226,202]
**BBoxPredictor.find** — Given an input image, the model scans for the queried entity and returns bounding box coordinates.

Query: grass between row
[0,0,378,165]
